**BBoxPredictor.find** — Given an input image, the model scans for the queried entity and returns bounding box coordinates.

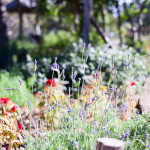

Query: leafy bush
[22,43,149,92]
[0,71,35,107]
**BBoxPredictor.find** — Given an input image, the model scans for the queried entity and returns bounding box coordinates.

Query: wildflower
[63,66,66,70]
[50,66,54,70]
[121,106,125,112]
[97,66,100,70]
[122,134,125,140]
[54,57,57,61]
[15,105,19,109]
[92,121,97,126]
[92,129,97,134]
[130,81,135,86]
[52,105,55,110]
[106,129,110,135]
[72,141,78,149]
[73,127,76,131]
[125,129,129,136]
[19,78,23,85]
[46,79,55,87]
[34,59,37,71]
[147,145,150,148]
[68,109,71,113]
[92,97,95,102]
[18,124,23,131]
[28,100,30,106]
[67,118,69,122]
[57,148,60,150]
[0,97,10,105]
[34,92,38,97]
[5,111,10,116]
[78,78,81,81]
[34,59,37,64]
[136,111,139,115]
[145,133,149,139]
[12,105,16,112]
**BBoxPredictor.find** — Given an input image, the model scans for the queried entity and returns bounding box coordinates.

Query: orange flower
[89,85,93,89]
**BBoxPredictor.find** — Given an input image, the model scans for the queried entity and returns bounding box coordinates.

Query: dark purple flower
[92,97,95,102]
[67,118,69,122]
[34,59,37,64]
[15,105,19,109]
[68,109,71,113]
[72,141,78,148]
[28,100,30,106]
[145,133,149,139]
[121,106,125,112]
[52,105,55,110]
[19,78,23,85]
[73,74,77,78]
[125,129,129,136]
[92,129,97,134]
[123,90,125,94]
[78,78,81,81]
[63,66,66,70]
[50,66,54,70]
[122,134,125,140]
[106,130,110,135]
[92,121,97,126]
[147,145,150,148]
[96,73,98,76]
[73,127,76,131]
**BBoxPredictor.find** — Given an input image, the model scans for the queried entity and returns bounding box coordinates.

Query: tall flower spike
[19,78,23,85]
[34,59,37,71]
[72,141,78,149]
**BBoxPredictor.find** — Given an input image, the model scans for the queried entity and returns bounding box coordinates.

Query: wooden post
[96,138,124,150]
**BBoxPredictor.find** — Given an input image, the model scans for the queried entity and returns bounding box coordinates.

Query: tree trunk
[117,6,123,45]
[96,138,124,150]
[101,6,106,32]
[0,0,8,44]
[91,17,112,48]
[83,0,93,45]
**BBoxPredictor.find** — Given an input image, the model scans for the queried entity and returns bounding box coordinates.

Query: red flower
[0,97,10,104]
[5,111,9,116]
[18,124,23,130]
[46,79,55,87]
[130,81,135,86]
[12,105,16,112]
[34,92,38,97]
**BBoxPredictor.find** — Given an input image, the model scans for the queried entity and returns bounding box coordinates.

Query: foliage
[0,71,35,107]
[22,43,149,92]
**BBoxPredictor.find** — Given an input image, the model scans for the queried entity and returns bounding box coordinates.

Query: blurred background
[0,0,150,105]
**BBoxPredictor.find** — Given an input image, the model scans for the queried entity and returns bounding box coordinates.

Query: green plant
[0,71,35,107]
